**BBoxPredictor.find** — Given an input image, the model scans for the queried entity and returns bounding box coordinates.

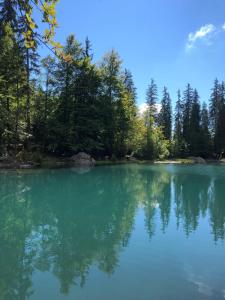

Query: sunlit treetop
[16,0,72,62]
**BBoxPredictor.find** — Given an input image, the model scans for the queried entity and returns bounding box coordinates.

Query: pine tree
[0,19,27,152]
[0,0,17,30]
[200,102,211,157]
[53,35,83,154]
[189,89,201,155]
[158,86,172,141]
[123,69,136,102]
[182,83,194,150]
[73,48,103,155]
[32,55,56,149]
[173,90,184,156]
[145,79,158,158]
[214,82,225,156]
[115,71,137,156]
[100,50,122,156]
[146,78,158,119]
[83,37,93,59]
[0,23,17,149]
[209,79,221,134]
[1,0,62,53]
[121,69,137,155]
[146,115,155,159]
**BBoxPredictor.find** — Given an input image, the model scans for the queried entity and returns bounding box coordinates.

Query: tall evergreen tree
[189,89,201,155]
[123,69,137,102]
[158,87,172,141]
[100,50,122,156]
[32,55,56,149]
[53,35,83,153]
[83,37,93,59]
[146,78,158,120]
[182,83,194,149]
[73,47,103,155]
[114,70,137,156]
[209,78,221,136]
[0,18,27,152]
[173,90,184,156]
[145,79,158,158]
[214,82,225,156]
[0,0,17,30]
[200,102,211,157]
[121,69,137,154]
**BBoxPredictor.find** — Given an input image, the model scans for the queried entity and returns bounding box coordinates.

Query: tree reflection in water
[0,164,225,298]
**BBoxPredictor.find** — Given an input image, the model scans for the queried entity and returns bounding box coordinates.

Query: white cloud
[222,23,225,30]
[138,103,161,115]
[186,24,216,51]
[155,103,162,113]
[139,103,148,115]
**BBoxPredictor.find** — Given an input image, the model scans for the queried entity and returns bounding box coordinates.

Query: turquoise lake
[1,164,225,300]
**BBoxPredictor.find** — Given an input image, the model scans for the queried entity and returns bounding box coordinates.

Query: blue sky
[39,0,225,107]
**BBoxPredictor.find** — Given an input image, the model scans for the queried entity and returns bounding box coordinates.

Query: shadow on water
[0,164,225,299]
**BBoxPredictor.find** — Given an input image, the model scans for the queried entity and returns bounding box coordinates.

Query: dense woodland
[0,0,225,161]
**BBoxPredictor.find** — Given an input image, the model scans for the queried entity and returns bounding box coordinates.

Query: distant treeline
[0,1,224,159]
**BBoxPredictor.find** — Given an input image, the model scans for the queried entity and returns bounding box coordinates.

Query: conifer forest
[0,0,225,161]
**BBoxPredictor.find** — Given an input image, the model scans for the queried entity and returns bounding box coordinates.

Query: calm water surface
[1,164,225,300]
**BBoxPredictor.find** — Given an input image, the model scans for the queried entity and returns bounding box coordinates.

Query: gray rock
[71,152,95,166]
[19,164,33,169]
[125,155,137,161]
[129,156,137,161]
[19,162,40,169]
[189,157,206,164]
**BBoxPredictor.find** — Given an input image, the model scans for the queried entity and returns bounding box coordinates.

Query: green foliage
[210,80,225,155]
[152,127,170,159]
[146,78,158,120]
[189,89,201,155]
[199,102,212,157]
[0,19,141,159]
[158,86,172,141]
[182,83,193,148]
[1,2,225,160]
[142,112,170,160]
[173,90,185,157]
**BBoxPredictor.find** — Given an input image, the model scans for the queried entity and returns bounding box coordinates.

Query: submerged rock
[71,166,93,174]
[70,152,96,166]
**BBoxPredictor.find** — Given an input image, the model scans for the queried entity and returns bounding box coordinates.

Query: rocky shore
[0,154,223,170]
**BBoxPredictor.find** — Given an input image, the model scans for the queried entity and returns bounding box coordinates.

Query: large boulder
[189,156,206,164]
[125,152,137,161]
[125,155,137,161]
[70,152,95,166]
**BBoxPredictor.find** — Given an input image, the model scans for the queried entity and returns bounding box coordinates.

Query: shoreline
[0,157,224,170]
